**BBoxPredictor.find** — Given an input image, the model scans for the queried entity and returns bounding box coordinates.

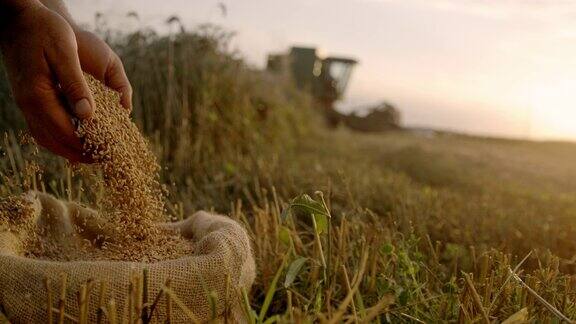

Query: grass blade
[259,256,287,321]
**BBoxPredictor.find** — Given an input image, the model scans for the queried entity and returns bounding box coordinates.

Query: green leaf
[291,194,329,218]
[241,287,257,324]
[398,289,409,306]
[314,287,323,312]
[284,257,307,288]
[259,258,286,321]
[313,213,328,234]
[278,226,292,247]
[381,243,394,255]
[355,291,367,318]
[282,194,330,235]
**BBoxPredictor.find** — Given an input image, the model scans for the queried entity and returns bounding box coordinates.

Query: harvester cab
[267,46,357,126]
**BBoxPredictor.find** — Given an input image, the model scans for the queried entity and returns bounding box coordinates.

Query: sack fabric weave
[0,191,256,323]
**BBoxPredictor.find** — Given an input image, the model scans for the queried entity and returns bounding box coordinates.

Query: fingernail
[74,99,93,119]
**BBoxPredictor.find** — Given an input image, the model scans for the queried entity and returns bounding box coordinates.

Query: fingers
[1,5,93,163]
[45,28,95,119]
[74,30,132,111]
[25,113,91,163]
[24,88,93,163]
[22,76,84,152]
[105,54,133,111]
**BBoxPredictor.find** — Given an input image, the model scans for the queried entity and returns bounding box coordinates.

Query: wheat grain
[8,74,193,262]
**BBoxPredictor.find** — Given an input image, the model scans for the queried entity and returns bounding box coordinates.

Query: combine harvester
[267,46,401,131]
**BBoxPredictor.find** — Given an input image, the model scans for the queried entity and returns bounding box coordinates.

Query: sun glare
[523,79,576,140]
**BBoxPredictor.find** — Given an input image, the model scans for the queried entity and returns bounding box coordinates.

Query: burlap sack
[0,191,256,323]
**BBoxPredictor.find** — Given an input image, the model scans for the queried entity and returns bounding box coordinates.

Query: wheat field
[1,24,576,323]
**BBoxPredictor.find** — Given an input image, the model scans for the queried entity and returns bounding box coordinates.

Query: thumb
[47,37,94,119]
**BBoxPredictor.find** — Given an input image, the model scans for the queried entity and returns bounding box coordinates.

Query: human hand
[75,29,132,111]
[0,3,92,162]
[0,2,131,163]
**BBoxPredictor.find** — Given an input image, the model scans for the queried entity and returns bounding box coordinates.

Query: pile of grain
[0,195,36,235]
[5,74,193,262]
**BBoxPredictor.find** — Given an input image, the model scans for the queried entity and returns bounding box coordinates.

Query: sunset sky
[67,0,576,141]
